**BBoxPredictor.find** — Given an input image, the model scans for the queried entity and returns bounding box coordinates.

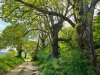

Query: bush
[37,44,96,75]
[0,55,23,75]
[59,47,95,75]
[37,47,52,64]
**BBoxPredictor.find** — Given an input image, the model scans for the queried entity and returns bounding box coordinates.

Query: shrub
[0,55,23,75]
[37,45,96,75]
[37,47,52,64]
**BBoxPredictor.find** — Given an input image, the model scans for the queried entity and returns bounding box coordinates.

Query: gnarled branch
[15,0,76,28]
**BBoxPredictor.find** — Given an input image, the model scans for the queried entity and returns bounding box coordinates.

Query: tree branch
[90,0,100,10]
[58,38,71,42]
[23,28,48,36]
[15,0,76,28]
[15,28,48,39]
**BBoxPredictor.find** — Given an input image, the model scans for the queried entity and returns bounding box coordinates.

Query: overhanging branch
[15,28,48,39]
[15,0,76,28]
[23,28,48,36]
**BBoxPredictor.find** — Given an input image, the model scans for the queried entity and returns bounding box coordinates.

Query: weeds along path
[4,62,39,75]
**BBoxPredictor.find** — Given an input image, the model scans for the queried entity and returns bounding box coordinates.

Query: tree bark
[41,38,45,49]
[25,52,27,58]
[51,31,59,58]
[17,44,23,58]
[76,24,100,75]
[74,0,100,74]
[50,17,63,58]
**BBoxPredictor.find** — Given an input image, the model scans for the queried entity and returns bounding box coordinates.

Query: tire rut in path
[4,62,39,75]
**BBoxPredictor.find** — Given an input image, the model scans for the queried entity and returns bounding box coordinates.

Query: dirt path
[4,62,39,75]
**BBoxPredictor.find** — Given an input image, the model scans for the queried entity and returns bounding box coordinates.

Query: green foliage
[1,24,26,46]
[93,23,100,44]
[0,36,5,49]
[0,55,23,75]
[0,0,99,75]
[59,27,78,47]
[59,46,95,75]
[37,47,52,64]
[7,49,17,56]
[23,41,37,55]
[93,12,100,44]
[93,14,100,66]
[37,44,95,75]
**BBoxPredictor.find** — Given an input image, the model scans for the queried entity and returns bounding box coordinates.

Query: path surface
[4,62,39,75]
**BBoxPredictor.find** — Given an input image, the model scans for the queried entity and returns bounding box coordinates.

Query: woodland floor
[4,62,39,75]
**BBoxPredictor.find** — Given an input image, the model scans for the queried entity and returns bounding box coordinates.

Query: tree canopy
[0,0,100,75]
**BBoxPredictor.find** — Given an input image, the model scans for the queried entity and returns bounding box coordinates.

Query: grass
[0,54,6,58]
[0,54,23,75]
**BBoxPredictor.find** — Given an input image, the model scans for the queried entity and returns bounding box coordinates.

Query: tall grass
[0,54,23,75]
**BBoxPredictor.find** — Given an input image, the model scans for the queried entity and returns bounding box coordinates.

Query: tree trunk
[25,52,27,58]
[49,17,63,58]
[74,0,100,74]
[32,49,38,61]
[51,31,59,58]
[17,44,23,58]
[32,37,39,61]
[17,50,22,58]
[76,24,100,75]
[41,38,45,49]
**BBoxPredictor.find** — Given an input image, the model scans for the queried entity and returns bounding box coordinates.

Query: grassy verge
[0,55,23,75]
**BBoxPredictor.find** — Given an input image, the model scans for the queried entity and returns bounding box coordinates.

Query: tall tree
[1,24,26,58]
[70,0,100,74]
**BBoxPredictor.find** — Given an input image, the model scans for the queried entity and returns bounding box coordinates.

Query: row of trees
[0,0,100,74]
[0,24,37,58]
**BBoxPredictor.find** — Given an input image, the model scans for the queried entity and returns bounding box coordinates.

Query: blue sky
[0,19,10,33]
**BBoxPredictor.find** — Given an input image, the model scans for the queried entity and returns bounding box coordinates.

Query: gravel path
[4,62,39,75]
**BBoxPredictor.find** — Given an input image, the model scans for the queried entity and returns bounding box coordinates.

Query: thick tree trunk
[51,31,59,58]
[84,25,100,75]
[74,0,100,73]
[50,18,63,58]
[76,24,100,75]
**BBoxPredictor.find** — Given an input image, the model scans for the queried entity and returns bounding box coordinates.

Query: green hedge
[0,55,23,75]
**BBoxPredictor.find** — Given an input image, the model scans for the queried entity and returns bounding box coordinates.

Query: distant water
[0,52,7,54]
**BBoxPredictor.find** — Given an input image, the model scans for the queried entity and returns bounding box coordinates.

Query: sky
[0,2,10,33]
[0,19,10,51]
[0,19,10,33]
